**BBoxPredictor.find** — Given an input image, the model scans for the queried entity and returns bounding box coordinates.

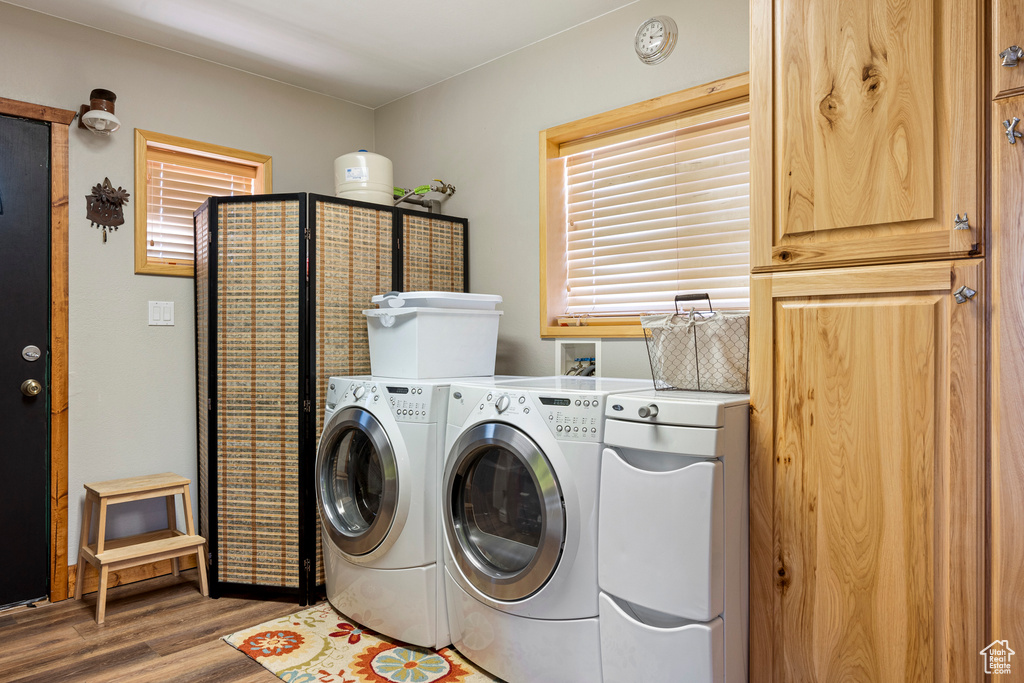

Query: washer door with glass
[317,406,399,557]
[444,422,565,602]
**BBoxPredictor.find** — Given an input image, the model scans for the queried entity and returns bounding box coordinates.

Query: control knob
[638,404,659,418]
[353,386,366,400]
[495,395,510,413]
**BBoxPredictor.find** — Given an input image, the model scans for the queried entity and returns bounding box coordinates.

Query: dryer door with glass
[317,406,400,557]
[444,422,565,602]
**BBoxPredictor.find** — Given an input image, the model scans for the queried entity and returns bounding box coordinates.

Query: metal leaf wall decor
[86,177,130,242]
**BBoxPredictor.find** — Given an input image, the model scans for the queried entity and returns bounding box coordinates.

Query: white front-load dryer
[316,375,458,649]
[441,376,650,683]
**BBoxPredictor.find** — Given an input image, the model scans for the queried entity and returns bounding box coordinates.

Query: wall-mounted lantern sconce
[78,89,121,135]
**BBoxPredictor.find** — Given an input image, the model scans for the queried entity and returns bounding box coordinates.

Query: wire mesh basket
[641,293,749,393]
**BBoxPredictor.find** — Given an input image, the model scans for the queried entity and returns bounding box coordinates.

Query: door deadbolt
[21,379,42,396]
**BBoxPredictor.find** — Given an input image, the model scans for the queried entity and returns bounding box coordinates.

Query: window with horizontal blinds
[134,129,271,277]
[145,151,256,266]
[561,108,750,317]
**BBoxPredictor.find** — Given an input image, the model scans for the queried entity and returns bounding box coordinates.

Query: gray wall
[374,0,750,378]
[2,0,748,566]
[0,3,375,558]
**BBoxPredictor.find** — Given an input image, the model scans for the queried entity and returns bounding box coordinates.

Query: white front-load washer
[316,375,461,649]
[441,376,650,683]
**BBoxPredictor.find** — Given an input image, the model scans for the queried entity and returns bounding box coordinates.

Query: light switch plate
[149,301,174,326]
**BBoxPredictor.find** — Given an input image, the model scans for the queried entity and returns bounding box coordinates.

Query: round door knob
[638,404,659,418]
[495,395,510,413]
[21,379,42,397]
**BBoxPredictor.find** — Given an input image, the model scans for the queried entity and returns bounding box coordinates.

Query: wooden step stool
[74,472,209,623]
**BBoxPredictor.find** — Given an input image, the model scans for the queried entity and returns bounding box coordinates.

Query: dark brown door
[0,113,51,608]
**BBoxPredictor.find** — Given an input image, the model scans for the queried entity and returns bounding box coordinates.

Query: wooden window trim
[134,129,272,277]
[538,72,749,339]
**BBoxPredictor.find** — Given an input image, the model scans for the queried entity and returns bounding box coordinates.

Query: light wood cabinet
[990,94,1024,669]
[749,260,985,682]
[994,5,1024,99]
[750,0,984,271]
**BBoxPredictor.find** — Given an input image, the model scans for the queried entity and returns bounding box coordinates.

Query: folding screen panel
[195,204,210,548]
[196,194,468,602]
[196,194,310,600]
[401,209,468,291]
[308,195,397,587]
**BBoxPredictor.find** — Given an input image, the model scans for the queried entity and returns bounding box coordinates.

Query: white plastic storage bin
[364,306,502,378]
[599,594,724,683]
[371,291,502,310]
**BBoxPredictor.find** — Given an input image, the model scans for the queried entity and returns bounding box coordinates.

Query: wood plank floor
[0,570,302,682]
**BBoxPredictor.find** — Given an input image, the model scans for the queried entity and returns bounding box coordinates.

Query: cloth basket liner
[641,295,749,393]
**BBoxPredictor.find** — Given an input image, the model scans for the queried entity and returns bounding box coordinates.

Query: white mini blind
[561,106,750,317]
[146,149,257,266]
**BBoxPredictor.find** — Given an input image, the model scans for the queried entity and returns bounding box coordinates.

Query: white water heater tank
[334,150,394,206]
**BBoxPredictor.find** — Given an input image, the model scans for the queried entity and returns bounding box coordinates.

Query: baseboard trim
[66,555,199,598]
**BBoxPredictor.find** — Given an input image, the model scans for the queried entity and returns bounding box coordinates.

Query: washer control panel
[458,388,606,442]
[338,380,377,407]
[329,380,438,422]
[384,383,437,422]
[539,393,603,441]
[325,380,344,411]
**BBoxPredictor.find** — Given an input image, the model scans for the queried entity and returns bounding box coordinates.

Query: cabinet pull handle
[954,213,971,231]
[1004,117,1023,144]
[1001,45,1024,67]
[954,285,977,304]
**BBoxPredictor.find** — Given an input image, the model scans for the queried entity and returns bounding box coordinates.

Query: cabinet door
[750,0,983,271]
[994,2,1024,99]
[990,96,1024,669]
[749,260,984,682]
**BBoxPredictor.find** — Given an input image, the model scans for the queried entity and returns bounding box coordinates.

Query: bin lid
[371,291,502,310]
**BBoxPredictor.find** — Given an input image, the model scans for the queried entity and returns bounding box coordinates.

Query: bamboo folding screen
[195,193,467,602]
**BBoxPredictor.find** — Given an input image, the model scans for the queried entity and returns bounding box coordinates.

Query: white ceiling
[5,0,637,108]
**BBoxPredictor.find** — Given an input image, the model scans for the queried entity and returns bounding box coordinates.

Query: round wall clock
[634,15,678,65]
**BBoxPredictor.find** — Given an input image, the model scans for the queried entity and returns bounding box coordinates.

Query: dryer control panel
[538,393,604,442]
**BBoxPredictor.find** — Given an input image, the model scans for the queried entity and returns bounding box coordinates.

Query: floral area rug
[224,602,501,683]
